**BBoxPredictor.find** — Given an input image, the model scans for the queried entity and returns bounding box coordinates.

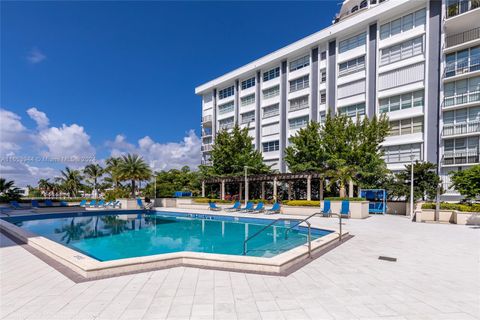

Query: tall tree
[37,178,52,196]
[57,167,83,197]
[0,178,22,202]
[117,154,152,197]
[105,156,122,187]
[83,164,104,198]
[450,164,480,200]
[206,125,270,176]
[388,161,441,201]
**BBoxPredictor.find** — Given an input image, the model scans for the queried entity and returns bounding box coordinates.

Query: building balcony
[443,91,480,108]
[201,160,212,166]
[444,55,480,78]
[219,123,234,130]
[442,150,479,165]
[443,120,480,136]
[446,0,480,19]
[201,144,213,152]
[202,115,213,125]
[445,27,480,49]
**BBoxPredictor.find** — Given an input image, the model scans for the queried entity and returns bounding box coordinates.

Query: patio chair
[250,202,265,213]
[96,200,106,208]
[104,200,114,208]
[9,201,23,210]
[225,201,241,212]
[208,202,222,211]
[44,199,54,207]
[266,202,281,214]
[340,200,350,218]
[112,200,121,208]
[79,199,87,207]
[240,202,254,212]
[86,200,96,208]
[31,200,40,208]
[60,201,69,207]
[137,198,153,210]
[321,200,332,217]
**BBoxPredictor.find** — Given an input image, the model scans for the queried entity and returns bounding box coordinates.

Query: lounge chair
[340,200,350,218]
[86,200,96,208]
[240,202,254,212]
[266,202,281,214]
[321,200,332,217]
[79,199,87,207]
[9,201,23,210]
[250,202,265,213]
[104,200,114,208]
[31,200,40,208]
[225,201,241,212]
[60,201,68,207]
[112,200,121,208]
[44,199,54,207]
[137,198,153,210]
[96,200,106,208]
[208,202,221,211]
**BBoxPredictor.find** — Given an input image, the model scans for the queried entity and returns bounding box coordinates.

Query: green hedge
[193,198,274,204]
[324,197,365,202]
[421,202,480,212]
[284,198,366,207]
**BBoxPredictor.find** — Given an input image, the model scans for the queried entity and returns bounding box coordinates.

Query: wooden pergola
[202,172,325,202]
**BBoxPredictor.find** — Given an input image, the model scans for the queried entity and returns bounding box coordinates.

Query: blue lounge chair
[137,198,153,210]
[96,200,106,208]
[225,201,241,212]
[31,200,40,208]
[250,202,265,213]
[87,200,96,208]
[266,202,281,214]
[44,199,54,207]
[112,200,121,208]
[9,201,23,210]
[208,202,221,211]
[79,199,87,207]
[321,200,331,217]
[340,200,350,218]
[60,201,68,207]
[240,202,254,212]
[104,200,113,208]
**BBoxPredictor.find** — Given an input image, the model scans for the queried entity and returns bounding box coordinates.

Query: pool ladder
[242,212,343,257]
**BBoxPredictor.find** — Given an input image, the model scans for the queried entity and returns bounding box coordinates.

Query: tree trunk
[339,184,346,198]
[319,179,324,200]
[348,179,354,198]
[131,180,136,198]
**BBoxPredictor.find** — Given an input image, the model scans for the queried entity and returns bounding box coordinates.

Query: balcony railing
[444,91,480,108]
[201,160,212,166]
[201,144,213,152]
[446,27,480,48]
[446,0,480,19]
[442,150,479,165]
[219,123,234,130]
[445,54,480,78]
[443,120,480,136]
[202,115,212,123]
[263,109,280,118]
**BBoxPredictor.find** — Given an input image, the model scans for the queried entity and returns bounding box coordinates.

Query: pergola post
[307,175,312,201]
[201,180,205,198]
[273,177,278,201]
[287,182,292,200]
[239,182,242,201]
[319,178,324,200]
[349,179,354,198]
[261,181,265,199]
[221,180,225,200]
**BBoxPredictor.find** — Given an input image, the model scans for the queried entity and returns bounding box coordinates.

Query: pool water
[5,211,332,260]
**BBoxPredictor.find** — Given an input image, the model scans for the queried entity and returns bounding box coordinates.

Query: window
[263,85,280,99]
[241,77,255,90]
[360,0,368,8]
[263,67,280,82]
[339,33,366,53]
[241,94,255,107]
[289,116,309,129]
[290,55,310,72]
[320,51,327,60]
[219,86,234,100]
[219,117,234,130]
[380,90,424,113]
[262,123,279,136]
[380,8,426,40]
[380,36,423,65]
[241,111,255,124]
[382,143,422,163]
[320,70,327,83]
[319,111,326,124]
[218,101,234,114]
[203,93,213,103]
[320,92,326,104]
[263,140,279,152]
[445,46,480,78]
[444,76,480,107]
[263,104,279,118]
[443,137,479,165]
[289,95,309,112]
[338,103,365,117]
[338,79,366,99]
[339,56,365,76]
[289,75,309,92]
[389,117,423,136]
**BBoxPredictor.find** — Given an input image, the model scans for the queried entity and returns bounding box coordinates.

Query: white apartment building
[195,0,480,200]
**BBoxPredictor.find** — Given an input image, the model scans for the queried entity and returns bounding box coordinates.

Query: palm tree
[326,159,358,198]
[57,167,83,197]
[117,154,152,197]
[38,178,52,197]
[54,218,92,244]
[105,156,122,188]
[83,164,103,199]
[0,178,22,201]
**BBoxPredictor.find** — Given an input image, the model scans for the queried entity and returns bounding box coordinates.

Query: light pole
[410,155,415,221]
[244,166,250,206]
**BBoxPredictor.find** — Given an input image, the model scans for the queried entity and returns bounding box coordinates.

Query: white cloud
[27,47,46,64]
[38,123,95,158]
[27,107,50,128]
[0,162,59,187]
[107,130,201,171]
[0,109,28,154]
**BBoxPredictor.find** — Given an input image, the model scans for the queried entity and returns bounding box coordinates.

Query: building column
[367,23,377,118]
[239,182,242,201]
[349,179,354,198]
[307,175,312,201]
[287,182,292,200]
[221,180,225,200]
[201,180,205,198]
[255,71,261,152]
[273,177,278,201]
[319,178,324,200]
[279,60,288,173]
[327,40,337,115]
[261,181,265,199]
[311,48,319,121]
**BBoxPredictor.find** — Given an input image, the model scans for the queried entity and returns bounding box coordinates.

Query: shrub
[193,198,234,204]
[324,197,366,202]
[284,200,321,207]
[105,188,130,201]
[421,202,480,212]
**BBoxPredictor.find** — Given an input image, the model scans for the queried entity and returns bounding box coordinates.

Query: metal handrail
[285,211,343,242]
[243,218,296,255]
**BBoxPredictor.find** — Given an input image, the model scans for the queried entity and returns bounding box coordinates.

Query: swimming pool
[3,211,333,261]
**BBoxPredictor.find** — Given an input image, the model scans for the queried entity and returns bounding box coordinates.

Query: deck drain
[378,256,397,262]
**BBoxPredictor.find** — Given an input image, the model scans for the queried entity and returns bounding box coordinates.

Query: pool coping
[0,209,349,281]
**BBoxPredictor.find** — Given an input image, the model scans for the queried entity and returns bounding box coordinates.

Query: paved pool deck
[1,214,479,320]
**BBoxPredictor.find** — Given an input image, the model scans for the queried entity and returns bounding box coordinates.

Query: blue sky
[1,1,339,185]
